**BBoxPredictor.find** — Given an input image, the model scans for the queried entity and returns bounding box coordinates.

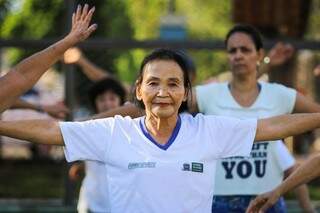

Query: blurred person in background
[194,24,316,213]
[69,78,126,213]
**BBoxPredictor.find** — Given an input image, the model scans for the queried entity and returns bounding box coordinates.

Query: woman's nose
[158,86,168,96]
[234,50,243,59]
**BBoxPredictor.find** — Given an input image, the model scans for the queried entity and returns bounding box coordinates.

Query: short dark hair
[133,48,192,113]
[225,24,263,51]
[88,78,126,112]
[176,50,197,76]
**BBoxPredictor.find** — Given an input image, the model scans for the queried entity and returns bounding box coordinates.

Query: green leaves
[0,0,234,84]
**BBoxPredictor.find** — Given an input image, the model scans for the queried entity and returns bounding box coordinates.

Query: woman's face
[226,32,264,77]
[136,59,187,119]
[95,90,121,113]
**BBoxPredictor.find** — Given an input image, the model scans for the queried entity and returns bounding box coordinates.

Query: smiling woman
[134,49,191,145]
[134,49,191,114]
[1,49,320,212]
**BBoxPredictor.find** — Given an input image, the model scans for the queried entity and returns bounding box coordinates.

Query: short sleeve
[205,115,257,158]
[270,83,297,113]
[195,85,208,113]
[195,83,220,113]
[274,141,295,171]
[60,118,114,163]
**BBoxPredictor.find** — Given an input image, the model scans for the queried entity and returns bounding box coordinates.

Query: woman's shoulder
[260,82,297,101]
[91,115,142,127]
[180,112,237,125]
[260,81,296,92]
[196,82,227,91]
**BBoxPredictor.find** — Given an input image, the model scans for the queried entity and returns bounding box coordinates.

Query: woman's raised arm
[0,4,96,113]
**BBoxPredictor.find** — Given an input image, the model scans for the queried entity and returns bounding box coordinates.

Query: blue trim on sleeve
[139,115,181,151]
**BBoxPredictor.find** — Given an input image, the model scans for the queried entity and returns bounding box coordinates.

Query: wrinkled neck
[144,113,179,145]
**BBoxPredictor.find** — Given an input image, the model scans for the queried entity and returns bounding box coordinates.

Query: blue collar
[139,115,181,151]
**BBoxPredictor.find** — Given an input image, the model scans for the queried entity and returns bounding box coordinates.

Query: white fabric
[61,113,256,213]
[77,161,110,213]
[196,81,296,195]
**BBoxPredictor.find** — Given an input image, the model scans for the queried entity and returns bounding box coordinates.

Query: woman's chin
[152,108,176,119]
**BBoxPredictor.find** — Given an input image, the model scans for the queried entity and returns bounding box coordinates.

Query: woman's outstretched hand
[246,190,281,213]
[66,4,97,43]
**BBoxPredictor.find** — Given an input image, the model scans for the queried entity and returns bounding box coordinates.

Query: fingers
[246,196,267,213]
[74,4,93,24]
[279,43,294,57]
[267,41,295,66]
[86,23,98,36]
[259,201,274,213]
[72,13,75,26]
[273,42,284,51]
[84,6,95,25]
[75,5,81,22]
[270,42,293,57]
[71,4,97,39]
[283,44,294,58]
[269,42,284,55]
[80,4,89,21]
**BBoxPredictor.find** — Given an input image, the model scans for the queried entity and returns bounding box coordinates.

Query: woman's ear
[183,89,188,102]
[135,81,142,101]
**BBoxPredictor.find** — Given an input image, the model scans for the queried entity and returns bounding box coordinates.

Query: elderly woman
[1,48,320,213]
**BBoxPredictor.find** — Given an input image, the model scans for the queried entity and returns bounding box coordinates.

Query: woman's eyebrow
[168,78,181,82]
[145,76,160,81]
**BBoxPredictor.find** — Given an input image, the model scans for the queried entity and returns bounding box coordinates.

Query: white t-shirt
[61,113,257,213]
[77,161,110,213]
[196,81,296,195]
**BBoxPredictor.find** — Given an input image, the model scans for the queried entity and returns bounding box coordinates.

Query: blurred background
[1,0,320,212]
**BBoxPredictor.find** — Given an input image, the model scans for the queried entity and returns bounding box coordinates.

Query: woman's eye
[228,48,236,54]
[169,83,178,87]
[240,47,251,53]
[148,82,157,86]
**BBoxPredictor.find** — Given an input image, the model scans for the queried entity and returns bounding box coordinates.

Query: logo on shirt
[128,162,156,170]
[182,162,203,173]
[221,142,269,179]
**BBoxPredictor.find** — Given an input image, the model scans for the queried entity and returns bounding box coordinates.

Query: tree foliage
[124,0,232,83]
